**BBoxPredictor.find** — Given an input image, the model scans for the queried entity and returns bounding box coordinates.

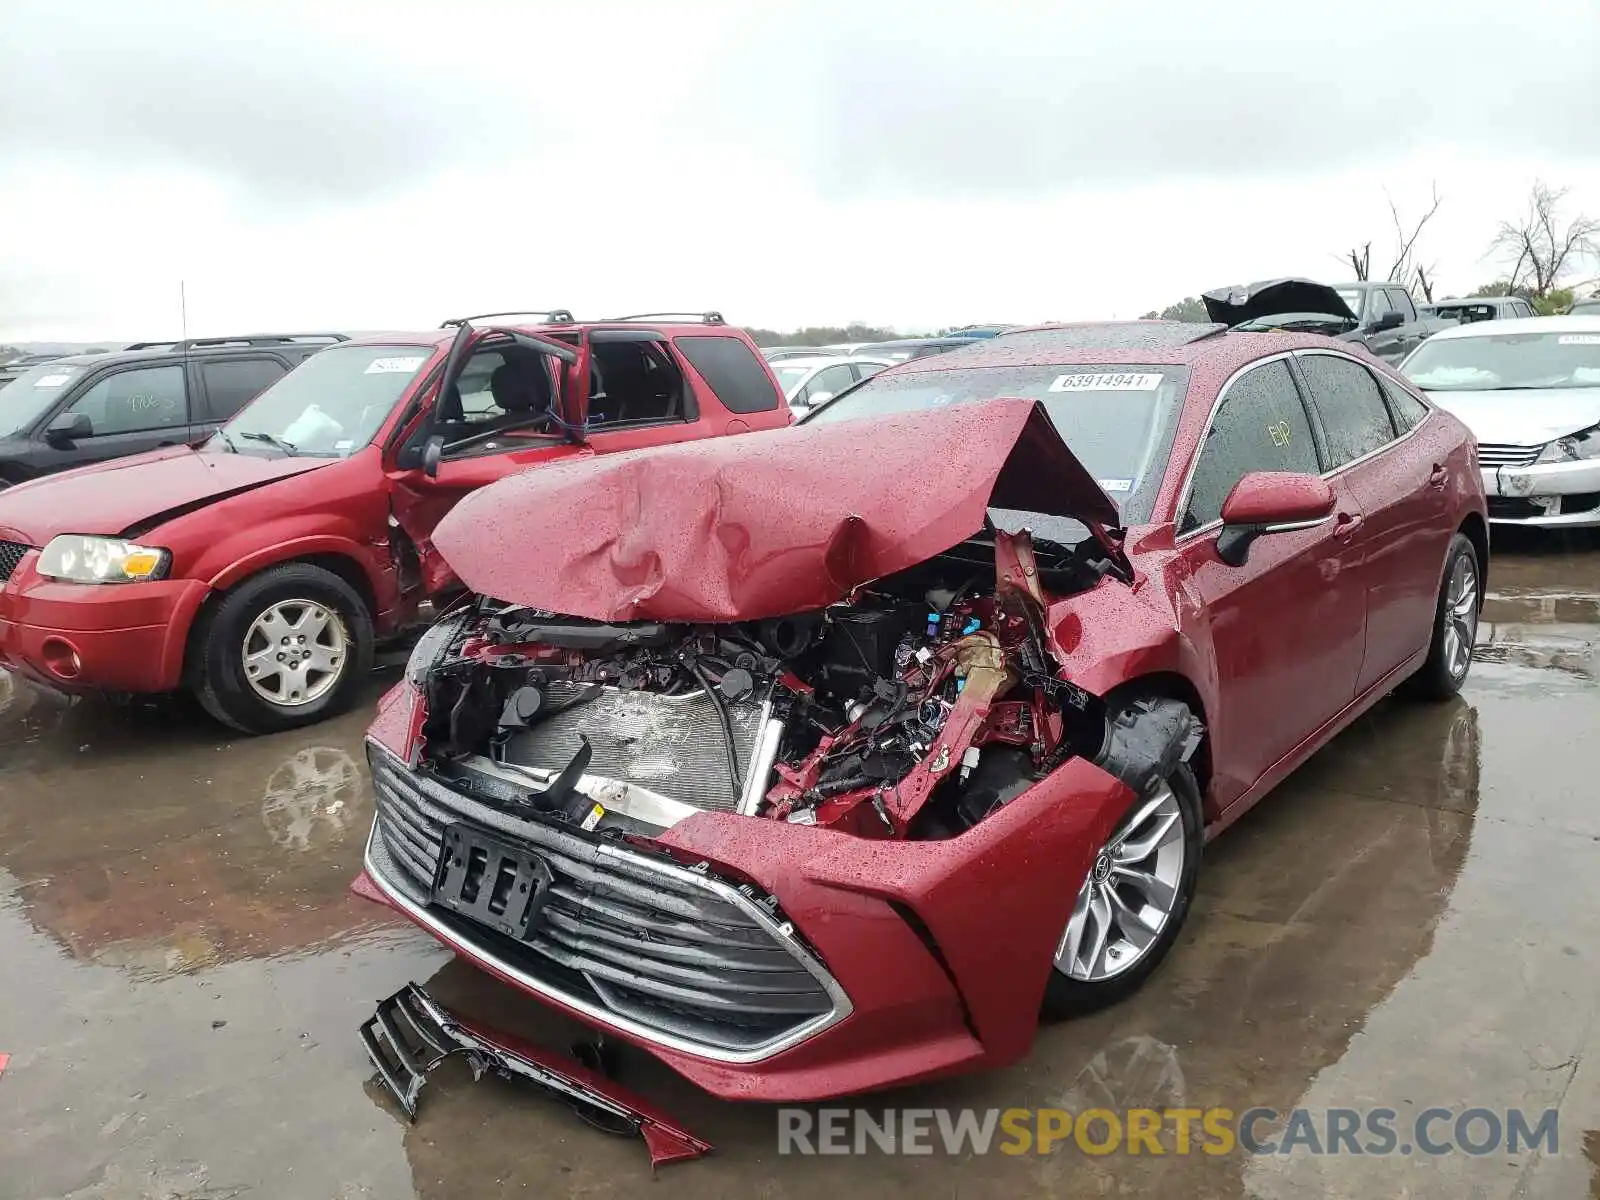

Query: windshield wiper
[237,431,300,455]
[213,429,240,454]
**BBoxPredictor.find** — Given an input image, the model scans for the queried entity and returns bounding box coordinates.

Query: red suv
[0,312,789,733]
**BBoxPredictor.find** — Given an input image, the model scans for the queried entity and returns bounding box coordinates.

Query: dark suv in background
[0,333,346,487]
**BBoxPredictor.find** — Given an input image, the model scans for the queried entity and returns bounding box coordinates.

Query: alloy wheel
[241,599,350,708]
[1442,553,1478,682]
[1056,783,1187,983]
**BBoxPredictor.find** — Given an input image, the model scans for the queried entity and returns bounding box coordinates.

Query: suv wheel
[191,563,374,734]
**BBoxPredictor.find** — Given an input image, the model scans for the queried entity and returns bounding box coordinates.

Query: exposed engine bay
[412,529,1199,840]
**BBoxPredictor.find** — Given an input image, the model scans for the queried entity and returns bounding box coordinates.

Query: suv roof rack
[603,311,725,325]
[441,310,575,328]
[124,333,350,352]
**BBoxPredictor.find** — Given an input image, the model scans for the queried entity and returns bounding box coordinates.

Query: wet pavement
[3,541,1600,1198]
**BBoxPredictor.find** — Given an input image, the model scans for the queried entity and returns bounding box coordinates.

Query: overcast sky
[2,0,1599,341]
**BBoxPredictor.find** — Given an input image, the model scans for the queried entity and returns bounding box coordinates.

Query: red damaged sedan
[355,322,1486,1128]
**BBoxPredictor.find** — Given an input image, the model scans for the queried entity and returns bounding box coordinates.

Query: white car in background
[1401,315,1600,527]
[770,355,895,414]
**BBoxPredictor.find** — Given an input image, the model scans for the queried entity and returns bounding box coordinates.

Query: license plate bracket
[432,823,555,940]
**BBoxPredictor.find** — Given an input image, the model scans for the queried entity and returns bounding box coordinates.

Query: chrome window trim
[1173,348,1426,546]
[362,745,855,1065]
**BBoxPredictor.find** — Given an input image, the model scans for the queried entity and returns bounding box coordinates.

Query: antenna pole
[180,280,188,343]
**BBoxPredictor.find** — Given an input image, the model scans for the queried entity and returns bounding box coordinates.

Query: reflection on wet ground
[3,545,1600,1198]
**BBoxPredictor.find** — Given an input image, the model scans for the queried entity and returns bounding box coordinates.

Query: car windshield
[0,363,85,438]
[803,363,1189,524]
[1433,303,1496,324]
[212,344,435,457]
[1336,288,1365,316]
[1402,331,1600,392]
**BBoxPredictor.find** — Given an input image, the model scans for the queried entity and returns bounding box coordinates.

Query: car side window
[200,358,285,421]
[1391,290,1417,322]
[674,334,783,413]
[433,347,559,455]
[587,340,688,428]
[800,364,855,405]
[851,361,887,381]
[1297,353,1399,467]
[1368,288,1395,320]
[1378,376,1430,432]
[1182,359,1320,533]
[64,365,188,436]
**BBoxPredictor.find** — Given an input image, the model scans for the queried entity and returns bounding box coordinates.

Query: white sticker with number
[1098,478,1134,491]
[1048,372,1164,392]
[364,355,426,374]
[1558,335,1600,346]
[33,373,71,387]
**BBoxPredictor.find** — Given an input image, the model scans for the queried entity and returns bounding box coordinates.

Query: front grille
[366,744,844,1056]
[500,684,766,813]
[1477,442,1542,468]
[0,540,29,584]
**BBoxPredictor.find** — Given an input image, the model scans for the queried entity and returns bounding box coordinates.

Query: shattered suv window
[803,364,1189,524]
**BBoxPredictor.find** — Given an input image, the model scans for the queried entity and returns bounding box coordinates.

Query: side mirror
[1214,471,1334,567]
[45,411,92,447]
[1372,310,1404,332]
[421,434,445,479]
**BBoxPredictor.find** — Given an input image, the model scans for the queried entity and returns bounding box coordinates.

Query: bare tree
[1414,264,1437,304]
[1489,182,1600,297]
[1343,242,1372,281]
[1335,183,1441,287]
[1385,183,1443,283]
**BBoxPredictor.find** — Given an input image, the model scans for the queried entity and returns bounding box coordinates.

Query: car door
[581,331,706,454]
[193,356,289,438]
[1296,351,1451,694]
[1362,288,1406,362]
[1387,288,1427,359]
[388,330,587,596]
[1174,356,1368,799]
[37,362,193,471]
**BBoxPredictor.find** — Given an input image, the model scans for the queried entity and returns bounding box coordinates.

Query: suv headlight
[37,535,171,584]
[1535,427,1600,464]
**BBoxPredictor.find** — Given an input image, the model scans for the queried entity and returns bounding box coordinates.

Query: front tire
[190,563,374,735]
[1405,532,1479,701]
[1043,763,1203,1018]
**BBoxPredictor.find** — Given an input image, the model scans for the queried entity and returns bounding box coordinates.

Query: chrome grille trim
[364,741,852,1063]
[1477,442,1542,468]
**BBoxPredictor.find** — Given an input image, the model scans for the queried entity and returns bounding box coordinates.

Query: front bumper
[356,719,1130,1102]
[1481,461,1600,526]
[0,549,209,693]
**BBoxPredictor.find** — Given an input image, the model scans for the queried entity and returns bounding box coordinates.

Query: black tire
[1042,762,1203,1018]
[189,563,374,735]
[1404,532,1479,702]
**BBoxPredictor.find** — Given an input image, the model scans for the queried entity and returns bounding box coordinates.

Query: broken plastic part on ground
[359,983,711,1169]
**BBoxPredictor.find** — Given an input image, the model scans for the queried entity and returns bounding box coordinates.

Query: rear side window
[1379,376,1430,432]
[673,335,782,414]
[1297,353,1398,467]
[1183,359,1319,532]
[200,358,285,421]
[64,365,188,436]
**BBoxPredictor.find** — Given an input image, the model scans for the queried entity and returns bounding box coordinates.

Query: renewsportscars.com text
[776,1106,1561,1158]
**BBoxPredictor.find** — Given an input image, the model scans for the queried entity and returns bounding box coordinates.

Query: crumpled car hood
[1203,278,1358,327]
[432,397,1122,622]
[0,445,330,544]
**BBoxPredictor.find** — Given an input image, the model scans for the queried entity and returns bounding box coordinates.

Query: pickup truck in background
[1202,278,1445,364]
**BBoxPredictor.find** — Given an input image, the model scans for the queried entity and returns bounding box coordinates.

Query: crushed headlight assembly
[1535,426,1600,464]
[36,535,171,584]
